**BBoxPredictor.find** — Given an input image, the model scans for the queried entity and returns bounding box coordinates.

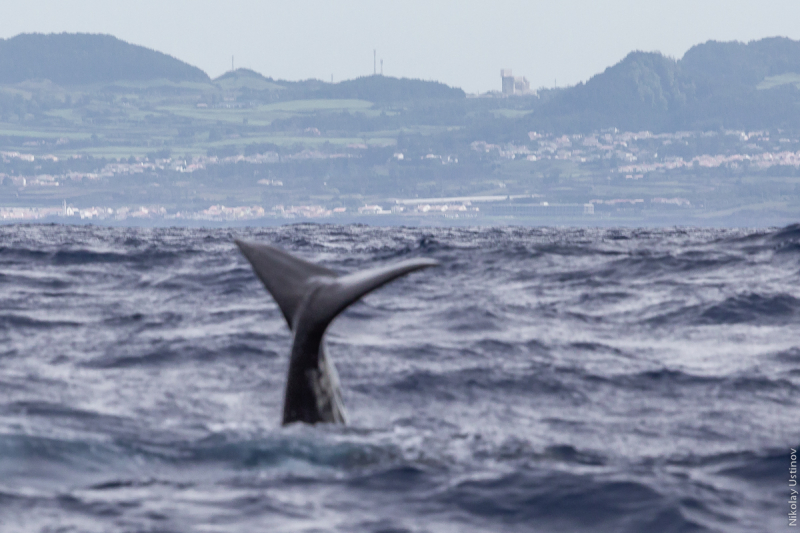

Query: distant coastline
[1,33,799,227]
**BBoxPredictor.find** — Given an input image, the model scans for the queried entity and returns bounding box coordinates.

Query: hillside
[276,74,466,102]
[319,75,466,102]
[533,51,687,132]
[213,70,466,103]
[0,33,210,85]
[213,68,285,92]
[530,37,800,133]
[681,37,800,96]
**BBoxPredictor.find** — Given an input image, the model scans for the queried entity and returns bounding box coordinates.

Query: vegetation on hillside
[0,33,210,84]
[212,68,465,103]
[530,37,800,132]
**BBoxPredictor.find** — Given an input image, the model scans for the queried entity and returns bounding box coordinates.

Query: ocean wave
[435,469,707,532]
[646,292,800,326]
[0,223,796,531]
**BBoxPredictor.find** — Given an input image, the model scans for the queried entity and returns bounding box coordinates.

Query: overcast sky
[2,1,799,93]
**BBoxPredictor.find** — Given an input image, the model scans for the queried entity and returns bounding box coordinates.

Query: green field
[757,73,800,90]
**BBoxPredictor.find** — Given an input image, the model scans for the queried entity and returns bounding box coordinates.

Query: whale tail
[235,239,438,424]
[235,239,438,331]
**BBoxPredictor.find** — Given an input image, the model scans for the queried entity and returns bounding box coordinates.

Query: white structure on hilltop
[501,69,531,95]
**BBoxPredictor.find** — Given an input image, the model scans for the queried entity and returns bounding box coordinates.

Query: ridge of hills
[0,33,464,103]
[532,37,800,132]
[214,68,465,102]
[2,32,799,132]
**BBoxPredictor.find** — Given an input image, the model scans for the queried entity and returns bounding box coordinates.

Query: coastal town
[1,126,799,223]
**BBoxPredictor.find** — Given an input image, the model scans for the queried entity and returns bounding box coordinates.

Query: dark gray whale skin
[235,239,438,425]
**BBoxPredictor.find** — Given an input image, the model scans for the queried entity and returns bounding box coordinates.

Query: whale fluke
[235,239,438,425]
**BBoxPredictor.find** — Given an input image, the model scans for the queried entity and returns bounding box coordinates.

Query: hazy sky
[2,1,800,93]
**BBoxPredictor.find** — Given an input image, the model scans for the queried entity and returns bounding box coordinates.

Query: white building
[501,69,532,95]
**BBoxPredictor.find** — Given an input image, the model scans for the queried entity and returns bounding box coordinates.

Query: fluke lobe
[235,239,438,425]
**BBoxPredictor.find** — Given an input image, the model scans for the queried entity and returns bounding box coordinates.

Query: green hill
[531,37,800,132]
[681,37,800,96]
[0,33,210,85]
[213,68,285,91]
[319,75,465,102]
[535,51,687,132]
[278,75,465,103]
[211,69,464,103]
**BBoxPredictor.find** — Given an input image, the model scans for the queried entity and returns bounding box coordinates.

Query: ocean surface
[0,224,796,532]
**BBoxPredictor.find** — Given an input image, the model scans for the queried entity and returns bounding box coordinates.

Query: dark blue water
[0,224,796,532]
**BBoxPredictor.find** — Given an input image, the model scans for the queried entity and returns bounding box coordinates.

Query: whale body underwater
[235,239,438,425]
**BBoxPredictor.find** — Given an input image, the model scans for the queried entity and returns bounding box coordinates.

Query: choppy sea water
[0,224,797,532]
